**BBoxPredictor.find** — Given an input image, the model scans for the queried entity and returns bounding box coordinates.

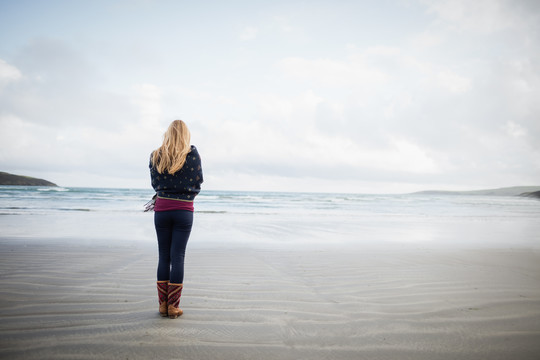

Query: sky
[0,0,539,193]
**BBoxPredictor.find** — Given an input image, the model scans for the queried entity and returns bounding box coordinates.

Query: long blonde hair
[152,120,191,174]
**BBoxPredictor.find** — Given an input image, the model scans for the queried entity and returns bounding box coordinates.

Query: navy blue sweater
[149,145,203,201]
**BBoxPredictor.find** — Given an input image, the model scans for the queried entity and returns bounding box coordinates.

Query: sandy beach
[1,236,539,360]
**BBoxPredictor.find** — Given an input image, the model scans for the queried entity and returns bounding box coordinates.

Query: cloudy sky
[1,0,539,193]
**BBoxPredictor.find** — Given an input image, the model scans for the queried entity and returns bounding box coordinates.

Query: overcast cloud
[1,0,539,193]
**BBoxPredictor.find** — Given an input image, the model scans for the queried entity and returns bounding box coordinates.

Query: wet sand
[1,238,540,359]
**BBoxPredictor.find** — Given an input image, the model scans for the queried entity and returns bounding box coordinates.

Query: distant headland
[0,172,58,186]
[520,190,540,199]
[413,186,540,198]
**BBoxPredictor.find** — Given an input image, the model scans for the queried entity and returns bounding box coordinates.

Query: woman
[149,120,203,319]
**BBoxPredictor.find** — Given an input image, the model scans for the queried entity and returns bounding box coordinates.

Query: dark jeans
[154,210,193,284]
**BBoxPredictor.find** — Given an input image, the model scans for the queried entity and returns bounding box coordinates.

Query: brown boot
[157,280,169,317]
[168,283,183,319]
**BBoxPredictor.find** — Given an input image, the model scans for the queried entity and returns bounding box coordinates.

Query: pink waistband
[154,197,194,212]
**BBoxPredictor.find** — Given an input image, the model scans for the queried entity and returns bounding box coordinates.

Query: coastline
[1,237,539,359]
[0,172,57,187]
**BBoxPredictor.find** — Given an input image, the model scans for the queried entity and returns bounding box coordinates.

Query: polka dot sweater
[150,145,204,202]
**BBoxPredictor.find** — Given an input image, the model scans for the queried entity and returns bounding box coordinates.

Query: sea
[1,186,539,249]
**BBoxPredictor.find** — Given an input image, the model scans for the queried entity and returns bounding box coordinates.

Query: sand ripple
[1,242,540,359]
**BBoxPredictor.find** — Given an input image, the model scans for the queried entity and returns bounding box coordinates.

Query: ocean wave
[58,208,92,212]
[37,187,70,192]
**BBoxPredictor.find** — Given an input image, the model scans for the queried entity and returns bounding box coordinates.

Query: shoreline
[1,238,539,359]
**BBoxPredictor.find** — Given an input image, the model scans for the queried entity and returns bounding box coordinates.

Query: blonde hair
[152,120,191,174]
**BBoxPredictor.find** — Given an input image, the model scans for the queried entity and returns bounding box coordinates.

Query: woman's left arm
[190,146,203,191]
